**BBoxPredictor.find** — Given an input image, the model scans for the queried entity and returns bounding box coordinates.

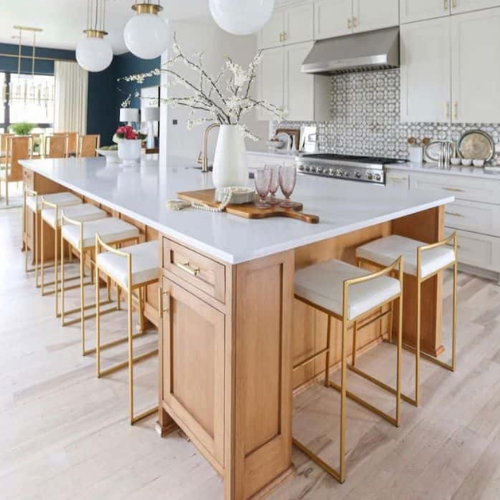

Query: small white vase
[212,125,248,188]
[118,139,141,167]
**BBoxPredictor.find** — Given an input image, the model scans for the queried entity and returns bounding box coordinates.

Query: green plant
[9,122,36,136]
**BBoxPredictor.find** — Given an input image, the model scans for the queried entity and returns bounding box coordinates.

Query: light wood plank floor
[1,208,499,500]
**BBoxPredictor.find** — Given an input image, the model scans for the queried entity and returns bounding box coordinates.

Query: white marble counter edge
[21,160,455,264]
[386,162,500,180]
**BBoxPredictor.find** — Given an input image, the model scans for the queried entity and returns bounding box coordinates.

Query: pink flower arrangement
[114,125,147,141]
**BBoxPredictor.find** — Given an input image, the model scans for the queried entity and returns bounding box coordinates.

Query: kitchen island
[20,156,454,500]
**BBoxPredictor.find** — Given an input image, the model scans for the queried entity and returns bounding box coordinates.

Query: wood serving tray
[178,189,320,224]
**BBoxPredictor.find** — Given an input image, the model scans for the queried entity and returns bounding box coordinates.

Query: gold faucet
[198,123,220,172]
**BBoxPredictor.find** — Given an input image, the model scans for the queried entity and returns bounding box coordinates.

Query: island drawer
[445,228,500,272]
[410,172,500,204]
[162,238,226,303]
[445,200,500,237]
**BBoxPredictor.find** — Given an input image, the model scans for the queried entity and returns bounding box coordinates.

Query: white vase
[118,139,141,167]
[212,125,248,188]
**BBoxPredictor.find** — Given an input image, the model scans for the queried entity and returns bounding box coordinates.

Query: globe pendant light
[124,1,169,60]
[209,0,275,35]
[76,0,113,72]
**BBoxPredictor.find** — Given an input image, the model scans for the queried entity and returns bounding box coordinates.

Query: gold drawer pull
[158,289,170,318]
[446,211,464,218]
[389,176,407,181]
[175,261,201,276]
[347,18,352,29]
[442,187,464,193]
[444,0,448,10]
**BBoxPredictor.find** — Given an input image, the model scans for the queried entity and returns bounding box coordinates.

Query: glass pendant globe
[124,13,168,60]
[76,37,113,72]
[209,0,275,35]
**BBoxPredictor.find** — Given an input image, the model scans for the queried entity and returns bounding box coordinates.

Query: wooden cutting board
[177,189,320,224]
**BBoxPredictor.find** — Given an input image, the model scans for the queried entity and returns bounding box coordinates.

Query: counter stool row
[292,233,458,483]
[23,187,161,425]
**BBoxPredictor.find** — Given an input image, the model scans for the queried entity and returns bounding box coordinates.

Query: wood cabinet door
[400,0,450,23]
[258,10,284,49]
[284,42,315,121]
[161,277,225,466]
[257,47,284,121]
[400,18,451,123]
[284,2,314,45]
[452,0,500,14]
[314,0,353,40]
[451,8,500,123]
[353,0,399,33]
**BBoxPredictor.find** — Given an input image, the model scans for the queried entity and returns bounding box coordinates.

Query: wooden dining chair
[1,136,30,205]
[78,135,100,158]
[45,135,68,159]
[54,132,78,156]
[0,133,14,166]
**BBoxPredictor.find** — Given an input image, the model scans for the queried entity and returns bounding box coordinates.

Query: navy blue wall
[0,42,160,145]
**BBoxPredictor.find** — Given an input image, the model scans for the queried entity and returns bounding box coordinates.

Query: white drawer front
[445,200,500,237]
[386,172,410,189]
[446,228,500,272]
[410,172,500,204]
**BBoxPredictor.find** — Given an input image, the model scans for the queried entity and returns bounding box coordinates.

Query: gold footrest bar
[292,438,343,483]
[293,347,329,371]
[131,406,158,425]
[328,380,399,427]
[348,364,417,407]
[98,348,158,378]
[42,276,86,296]
[357,309,392,332]
[398,341,455,373]
[62,299,114,318]
[62,303,117,327]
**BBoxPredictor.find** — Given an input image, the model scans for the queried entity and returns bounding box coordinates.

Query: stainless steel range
[297,154,407,185]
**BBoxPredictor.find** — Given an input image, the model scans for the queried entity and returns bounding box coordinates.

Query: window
[0,72,55,133]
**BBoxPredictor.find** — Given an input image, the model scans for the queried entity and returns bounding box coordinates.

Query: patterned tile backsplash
[275,69,500,159]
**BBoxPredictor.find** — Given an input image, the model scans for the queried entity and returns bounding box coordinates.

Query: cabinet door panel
[354,0,399,33]
[257,47,284,121]
[400,18,451,123]
[161,277,225,466]
[452,0,500,14]
[284,3,314,44]
[258,11,284,49]
[400,0,450,23]
[314,0,353,40]
[284,42,315,121]
[451,8,500,123]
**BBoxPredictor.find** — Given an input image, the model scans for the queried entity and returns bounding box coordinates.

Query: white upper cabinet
[353,0,400,33]
[315,0,353,40]
[400,0,450,24]
[258,11,285,49]
[451,0,500,14]
[284,42,330,121]
[257,47,285,121]
[258,3,314,49]
[284,3,315,45]
[400,18,451,122]
[451,8,500,123]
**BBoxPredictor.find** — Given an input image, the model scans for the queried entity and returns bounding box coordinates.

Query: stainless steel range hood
[301,27,400,75]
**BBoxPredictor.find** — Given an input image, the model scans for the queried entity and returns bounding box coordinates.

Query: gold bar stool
[356,233,458,407]
[293,258,404,484]
[95,237,160,425]
[41,201,108,315]
[60,215,140,355]
[23,189,81,286]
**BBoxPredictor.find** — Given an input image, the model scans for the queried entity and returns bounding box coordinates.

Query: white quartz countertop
[20,156,454,264]
[387,161,500,180]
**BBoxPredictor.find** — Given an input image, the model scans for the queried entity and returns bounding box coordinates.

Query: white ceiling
[0,0,210,54]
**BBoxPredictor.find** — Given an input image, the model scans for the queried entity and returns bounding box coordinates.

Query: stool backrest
[54,132,78,156]
[78,134,100,157]
[45,135,68,159]
[5,136,30,182]
[1,133,14,155]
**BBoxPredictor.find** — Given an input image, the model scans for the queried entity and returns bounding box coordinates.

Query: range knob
[355,172,361,179]
[329,168,335,176]
[374,173,382,181]
[344,171,351,177]
[298,165,305,171]
[367,172,373,180]
[317,167,324,174]
[305,166,311,172]
[335,169,342,177]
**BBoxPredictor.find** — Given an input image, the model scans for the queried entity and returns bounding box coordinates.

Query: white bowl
[473,159,485,167]
[461,159,472,166]
[96,148,120,163]
[450,158,461,166]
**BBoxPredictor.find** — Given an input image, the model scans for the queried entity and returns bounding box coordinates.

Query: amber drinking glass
[279,165,297,208]
[254,167,272,209]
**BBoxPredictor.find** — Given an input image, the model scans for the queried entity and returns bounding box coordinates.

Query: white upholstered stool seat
[61,217,140,250]
[96,241,160,288]
[42,203,107,228]
[26,192,81,213]
[295,259,401,321]
[356,235,456,279]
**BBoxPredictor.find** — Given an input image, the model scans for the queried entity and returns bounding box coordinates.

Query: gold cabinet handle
[279,32,283,42]
[175,261,201,276]
[158,288,170,318]
[283,32,287,41]
[442,187,464,192]
[452,0,457,8]
[446,211,465,218]
[388,176,408,181]
[445,102,450,120]
[348,18,352,29]
[444,0,448,10]
[353,17,358,28]
[453,101,458,120]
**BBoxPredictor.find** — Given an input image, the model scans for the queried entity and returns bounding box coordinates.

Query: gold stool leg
[451,261,458,372]
[128,287,134,424]
[81,247,87,356]
[35,209,39,288]
[351,320,358,367]
[339,316,348,483]
[324,316,331,387]
[54,225,59,316]
[96,262,101,377]
[415,277,421,407]
[61,233,66,325]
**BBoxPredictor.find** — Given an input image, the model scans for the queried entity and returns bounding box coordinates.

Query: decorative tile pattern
[275,69,500,159]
